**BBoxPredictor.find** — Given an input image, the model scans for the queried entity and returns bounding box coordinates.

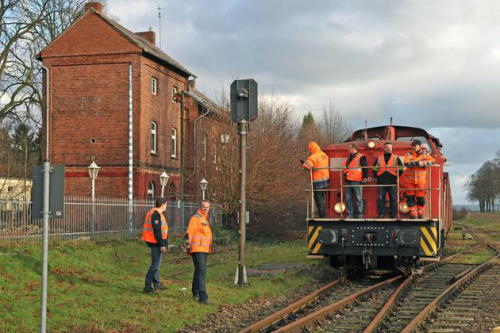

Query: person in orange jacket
[184,200,213,304]
[403,140,434,219]
[302,141,330,217]
[142,197,168,293]
[343,143,368,218]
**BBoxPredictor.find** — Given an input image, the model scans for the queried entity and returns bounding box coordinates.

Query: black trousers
[192,252,208,301]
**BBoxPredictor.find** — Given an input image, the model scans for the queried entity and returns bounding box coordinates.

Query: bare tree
[205,96,306,234]
[0,0,85,126]
[318,100,351,145]
[467,158,500,212]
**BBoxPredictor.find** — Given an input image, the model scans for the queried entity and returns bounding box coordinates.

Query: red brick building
[37,1,227,200]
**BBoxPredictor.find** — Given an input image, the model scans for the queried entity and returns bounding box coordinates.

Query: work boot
[154,283,166,291]
[143,285,154,293]
[198,299,211,305]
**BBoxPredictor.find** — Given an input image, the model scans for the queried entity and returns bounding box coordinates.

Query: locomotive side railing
[305,163,442,220]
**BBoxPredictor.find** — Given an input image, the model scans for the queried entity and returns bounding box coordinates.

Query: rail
[305,163,442,220]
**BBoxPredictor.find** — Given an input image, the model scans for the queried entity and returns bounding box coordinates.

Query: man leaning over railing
[302,142,330,218]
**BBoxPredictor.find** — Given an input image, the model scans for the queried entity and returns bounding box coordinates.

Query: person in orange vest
[373,142,403,218]
[302,141,330,217]
[343,143,368,218]
[403,140,434,219]
[142,198,169,293]
[184,200,213,304]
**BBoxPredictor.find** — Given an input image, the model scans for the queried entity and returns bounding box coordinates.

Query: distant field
[0,237,326,332]
[457,212,500,244]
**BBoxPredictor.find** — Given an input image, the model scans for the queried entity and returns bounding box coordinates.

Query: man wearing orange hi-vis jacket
[142,198,168,293]
[184,200,213,304]
[403,139,434,219]
[302,141,330,218]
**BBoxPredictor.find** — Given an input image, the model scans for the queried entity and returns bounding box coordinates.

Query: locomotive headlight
[367,141,376,149]
[334,202,346,214]
[399,202,409,213]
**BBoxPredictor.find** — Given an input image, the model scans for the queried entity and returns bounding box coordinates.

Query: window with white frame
[171,128,177,158]
[151,77,158,95]
[172,86,178,102]
[151,121,157,154]
[147,181,155,203]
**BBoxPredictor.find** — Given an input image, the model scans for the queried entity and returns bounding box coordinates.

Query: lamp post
[200,177,208,200]
[160,171,169,198]
[88,161,100,239]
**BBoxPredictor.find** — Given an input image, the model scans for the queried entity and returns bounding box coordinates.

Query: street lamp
[88,161,100,239]
[200,177,208,200]
[160,171,169,198]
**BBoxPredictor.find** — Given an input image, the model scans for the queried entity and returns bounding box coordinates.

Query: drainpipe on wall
[184,91,210,187]
[127,64,133,237]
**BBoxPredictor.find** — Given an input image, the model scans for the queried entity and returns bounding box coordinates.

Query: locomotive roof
[346,125,442,148]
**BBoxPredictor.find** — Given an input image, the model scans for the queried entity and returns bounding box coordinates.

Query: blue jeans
[145,246,163,287]
[313,179,329,218]
[192,252,208,301]
[378,186,396,217]
[345,180,363,218]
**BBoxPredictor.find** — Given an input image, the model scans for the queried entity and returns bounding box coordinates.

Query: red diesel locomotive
[306,125,452,270]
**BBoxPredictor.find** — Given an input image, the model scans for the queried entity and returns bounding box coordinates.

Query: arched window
[147,181,155,203]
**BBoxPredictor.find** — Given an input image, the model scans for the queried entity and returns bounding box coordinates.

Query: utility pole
[40,64,50,333]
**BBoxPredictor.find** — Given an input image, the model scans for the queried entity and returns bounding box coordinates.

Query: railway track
[240,273,402,333]
[423,265,500,333]
[240,243,495,333]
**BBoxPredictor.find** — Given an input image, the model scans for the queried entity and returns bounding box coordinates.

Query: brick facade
[38,2,226,200]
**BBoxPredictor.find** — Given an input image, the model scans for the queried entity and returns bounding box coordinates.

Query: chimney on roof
[135,30,156,46]
[85,1,104,14]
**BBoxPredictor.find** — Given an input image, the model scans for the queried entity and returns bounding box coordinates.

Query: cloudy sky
[105,0,500,204]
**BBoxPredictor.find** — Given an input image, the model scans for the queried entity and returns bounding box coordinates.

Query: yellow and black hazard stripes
[420,225,438,256]
[308,225,323,254]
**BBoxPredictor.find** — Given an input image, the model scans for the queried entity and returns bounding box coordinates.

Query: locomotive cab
[306,125,452,270]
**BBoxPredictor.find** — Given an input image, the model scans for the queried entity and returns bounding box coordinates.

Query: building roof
[38,8,195,78]
[186,89,224,113]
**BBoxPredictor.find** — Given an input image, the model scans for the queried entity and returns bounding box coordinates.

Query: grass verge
[0,238,324,332]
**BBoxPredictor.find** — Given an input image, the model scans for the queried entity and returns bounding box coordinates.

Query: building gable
[39,11,141,58]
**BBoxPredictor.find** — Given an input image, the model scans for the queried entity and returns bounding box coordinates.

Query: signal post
[230,79,258,285]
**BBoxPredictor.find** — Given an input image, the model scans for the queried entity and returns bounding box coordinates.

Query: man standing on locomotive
[373,142,403,218]
[343,143,368,218]
[302,142,330,218]
[402,140,434,219]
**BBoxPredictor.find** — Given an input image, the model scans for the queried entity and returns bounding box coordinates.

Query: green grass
[449,247,495,264]
[0,238,324,332]
[456,212,500,243]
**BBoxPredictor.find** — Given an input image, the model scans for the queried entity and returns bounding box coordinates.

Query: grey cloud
[106,0,500,203]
